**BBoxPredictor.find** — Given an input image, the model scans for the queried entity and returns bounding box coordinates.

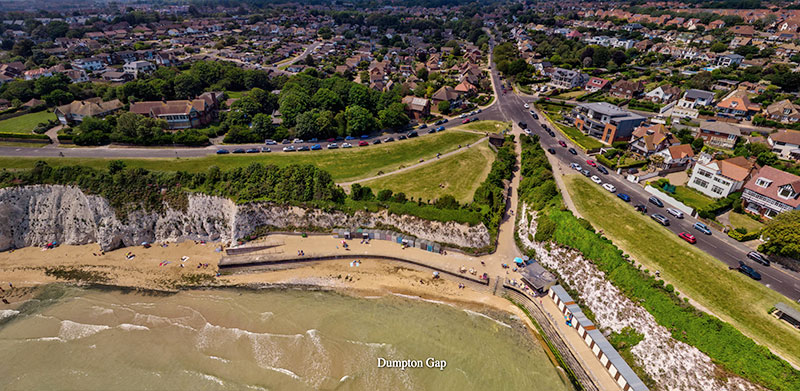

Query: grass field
[462,120,510,133]
[361,141,494,203]
[565,174,800,366]
[0,111,57,134]
[224,90,246,99]
[552,90,585,100]
[0,129,483,183]
[671,185,716,210]
[537,103,604,151]
[729,211,765,232]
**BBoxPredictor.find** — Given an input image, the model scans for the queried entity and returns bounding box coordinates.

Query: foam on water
[390,292,454,307]
[462,309,512,328]
[208,355,231,364]
[0,310,20,321]
[58,320,110,341]
[264,365,302,381]
[117,323,150,332]
[132,313,197,332]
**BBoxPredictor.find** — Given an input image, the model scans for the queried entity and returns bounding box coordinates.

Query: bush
[0,132,50,141]
[534,214,556,242]
[728,229,761,242]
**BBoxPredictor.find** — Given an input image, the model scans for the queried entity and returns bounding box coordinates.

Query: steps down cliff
[0,185,490,251]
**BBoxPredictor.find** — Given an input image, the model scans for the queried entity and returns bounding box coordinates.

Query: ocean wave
[345,339,390,349]
[259,311,274,321]
[208,355,231,364]
[59,320,111,341]
[264,365,302,381]
[90,305,114,316]
[118,323,150,332]
[183,370,225,386]
[132,313,197,332]
[26,336,65,342]
[390,293,455,307]
[462,309,511,328]
[0,309,20,321]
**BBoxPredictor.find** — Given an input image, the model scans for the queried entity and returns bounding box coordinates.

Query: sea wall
[0,185,489,251]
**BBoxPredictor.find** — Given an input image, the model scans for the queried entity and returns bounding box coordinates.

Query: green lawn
[0,111,57,134]
[462,120,510,133]
[565,174,800,366]
[729,212,765,232]
[224,90,246,99]
[361,141,494,203]
[552,90,586,100]
[0,129,483,183]
[537,103,604,151]
[672,185,716,210]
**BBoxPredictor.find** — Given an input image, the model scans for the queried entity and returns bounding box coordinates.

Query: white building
[122,60,156,79]
[671,89,715,119]
[768,129,800,160]
[687,153,754,198]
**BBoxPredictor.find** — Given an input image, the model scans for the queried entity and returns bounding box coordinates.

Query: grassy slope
[565,174,800,365]
[0,111,57,134]
[361,141,494,203]
[672,185,716,210]
[729,211,765,232]
[537,103,604,150]
[462,120,510,133]
[0,129,482,183]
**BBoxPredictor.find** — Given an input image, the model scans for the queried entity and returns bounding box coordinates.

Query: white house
[671,89,715,119]
[768,129,800,160]
[71,57,105,72]
[122,60,156,79]
[687,153,754,198]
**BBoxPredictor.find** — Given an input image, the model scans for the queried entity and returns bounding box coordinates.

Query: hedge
[697,192,741,219]
[596,154,617,169]
[728,229,761,242]
[0,132,51,141]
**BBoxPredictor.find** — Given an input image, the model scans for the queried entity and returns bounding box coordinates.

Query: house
[584,77,610,92]
[64,69,89,83]
[122,60,156,79]
[54,98,124,125]
[101,70,133,83]
[454,80,477,95]
[431,86,462,108]
[672,89,715,118]
[716,91,761,119]
[687,154,754,198]
[23,68,52,80]
[713,79,740,91]
[697,120,741,149]
[768,130,800,160]
[765,99,800,123]
[741,166,800,218]
[644,85,681,103]
[655,144,695,169]
[548,68,587,90]
[401,96,430,122]
[130,92,220,129]
[717,53,745,67]
[628,123,676,156]
[572,102,646,144]
[71,57,106,72]
[609,80,645,99]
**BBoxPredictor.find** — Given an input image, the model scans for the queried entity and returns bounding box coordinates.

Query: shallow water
[0,285,571,390]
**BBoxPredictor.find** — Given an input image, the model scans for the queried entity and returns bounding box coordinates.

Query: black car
[548,131,555,137]
[518,122,528,129]
[547,148,556,154]
[398,134,407,140]
[281,139,291,144]
[245,148,260,153]
[418,123,427,129]
[738,261,762,280]
[434,120,444,125]
[297,146,310,151]
[568,147,577,155]
[384,137,395,142]
[232,148,246,154]
[532,113,539,120]
[649,196,664,208]
[216,149,229,154]
[634,204,647,213]
[372,139,382,144]
[407,130,419,138]
[428,128,437,134]
[598,166,609,175]
[747,251,770,267]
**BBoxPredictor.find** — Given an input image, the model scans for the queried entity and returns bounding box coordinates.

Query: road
[478,45,800,301]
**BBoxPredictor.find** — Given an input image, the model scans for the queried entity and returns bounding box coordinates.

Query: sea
[0,285,572,390]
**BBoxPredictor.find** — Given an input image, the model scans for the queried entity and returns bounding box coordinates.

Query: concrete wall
[644,185,695,216]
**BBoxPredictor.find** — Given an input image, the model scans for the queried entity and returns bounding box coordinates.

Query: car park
[617,193,631,202]
[634,204,647,213]
[590,175,602,184]
[547,148,556,154]
[597,166,609,175]
[358,140,369,146]
[568,148,577,155]
[666,208,684,219]
[648,196,664,207]
[342,143,352,148]
[246,148,259,153]
[297,146,310,151]
[558,140,567,147]
[651,213,670,226]
[747,251,770,267]
[233,148,246,154]
[216,149,229,154]
[602,183,616,192]
[678,232,697,244]
[310,144,322,150]
[586,160,596,167]
[264,139,277,145]
[693,222,712,235]
[261,147,271,152]
[738,261,762,280]
[327,143,339,149]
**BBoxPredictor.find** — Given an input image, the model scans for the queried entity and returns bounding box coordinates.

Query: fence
[644,185,695,216]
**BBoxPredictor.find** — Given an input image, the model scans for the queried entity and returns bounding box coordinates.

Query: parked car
[591,175,602,184]
[747,251,770,267]
[617,193,631,202]
[428,128,437,134]
[693,222,712,235]
[264,139,277,145]
[442,118,449,123]
[232,148,246,154]
[293,138,303,144]
[435,126,445,132]
[648,196,664,208]
[281,139,291,144]
[407,131,418,138]
[570,163,582,171]
[634,204,647,213]
[666,208,684,219]
[523,103,530,109]
[738,261,762,280]
[282,146,295,152]
[568,148,577,155]
[597,166,609,175]
[548,131,555,137]
[261,147,271,152]
[434,119,444,125]
[586,160,596,167]
[327,138,336,142]
[547,148,556,154]
[518,122,527,129]
[297,146,310,151]
[372,139,381,144]
[245,148,260,153]
[309,138,318,142]
[462,118,471,124]
[358,140,369,146]
[651,213,670,226]
[398,135,407,140]
[418,123,427,129]
[310,144,322,150]
[345,136,356,140]
[342,143,352,148]
[581,169,591,177]
[216,149,229,154]
[360,135,369,139]
[531,112,539,120]
[327,143,339,149]
[678,232,697,244]
[602,183,616,192]
[558,140,567,147]
[384,137,395,142]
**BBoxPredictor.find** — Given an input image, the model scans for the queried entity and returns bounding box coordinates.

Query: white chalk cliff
[0,185,490,251]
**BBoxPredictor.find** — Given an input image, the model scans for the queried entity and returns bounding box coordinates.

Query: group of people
[296,250,306,256]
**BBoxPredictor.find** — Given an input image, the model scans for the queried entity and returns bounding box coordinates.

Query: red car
[327,138,335,142]
[462,118,471,124]
[558,140,567,147]
[358,140,369,146]
[586,160,596,167]
[678,232,697,244]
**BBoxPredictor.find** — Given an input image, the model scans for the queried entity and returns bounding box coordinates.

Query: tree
[42,89,73,106]
[173,73,202,99]
[113,112,167,144]
[348,83,372,109]
[378,102,409,129]
[318,26,333,40]
[278,89,310,127]
[710,42,728,53]
[438,100,451,115]
[345,105,376,135]
[687,71,714,90]
[611,50,627,67]
[756,151,778,166]
[11,39,34,58]
[312,87,343,111]
[691,137,705,152]
[759,210,800,259]
[294,110,320,139]
[377,189,393,201]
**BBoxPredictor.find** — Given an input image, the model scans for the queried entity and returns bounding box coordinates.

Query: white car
[602,183,616,193]
[282,146,295,152]
[293,138,303,144]
[523,103,530,109]
[341,142,352,148]
[666,207,684,219]
[571,163,583,171]
[590,175,602,184]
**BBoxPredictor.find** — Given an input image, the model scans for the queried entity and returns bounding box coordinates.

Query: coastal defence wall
[0,185,490,251]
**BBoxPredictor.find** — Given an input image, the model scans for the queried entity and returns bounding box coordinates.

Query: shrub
[534,214,556,242]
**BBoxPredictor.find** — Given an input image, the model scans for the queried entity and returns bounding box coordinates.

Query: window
[694,178,709,188]
[755,177,772,188]
[778,186,795,199]
[711,185,724,195]
[697,169,713,179]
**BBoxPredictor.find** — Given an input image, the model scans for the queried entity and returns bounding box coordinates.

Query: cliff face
[0,185,489,251]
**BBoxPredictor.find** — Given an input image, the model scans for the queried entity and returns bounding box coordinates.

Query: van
[666,208,684,219]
